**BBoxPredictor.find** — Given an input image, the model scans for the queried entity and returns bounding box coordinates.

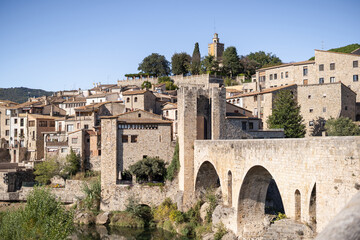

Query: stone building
[162,102,178,140]
[208,33,224,61]
[122,89,157,113]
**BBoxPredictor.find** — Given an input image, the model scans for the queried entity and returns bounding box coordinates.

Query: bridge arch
[227,170,233,206]
[237,165,285,236]
[295,189,301,221]
[195,161,221,191]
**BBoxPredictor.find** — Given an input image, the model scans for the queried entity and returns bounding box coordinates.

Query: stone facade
[208,33,224,61]
[122,90,157,113]
[193,137,360,237]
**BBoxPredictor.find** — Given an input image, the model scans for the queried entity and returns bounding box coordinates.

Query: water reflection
[72,225,193,240]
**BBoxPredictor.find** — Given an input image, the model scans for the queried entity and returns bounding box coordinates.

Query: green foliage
[201,55,220,74]
[158,76,178,90]
[125,73,156,78]
[214,222,228,240]
[309,43,360,60]
[153,198,177,224]
[110,211,146,228]
[63,148,81,177]
[141,81,152,89]
[0,87,53,103]
[81,177,101,212]
[34,158,61,185]
[222,46,241,77]
[166,140,180,181]
[224,77,238,87]
[138,53,170,77]
[247,51,282,69]
[191,42,201,75]
[205,189,218,223]
[0,187,73,240]
[271,212,287,223]
[129,157,167,182]
[239,56,260,79]
[267,90,306,138]
[171,52,191,76]
[325,117,360,136]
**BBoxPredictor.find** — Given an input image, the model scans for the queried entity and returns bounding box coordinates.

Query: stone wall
[88,156,101,171]
[0,148,10,162]
[193,137,360,236]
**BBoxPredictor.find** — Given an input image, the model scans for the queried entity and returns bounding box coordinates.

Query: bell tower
[208,33,225,61]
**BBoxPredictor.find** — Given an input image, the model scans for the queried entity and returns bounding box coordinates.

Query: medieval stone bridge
[192,137,360,237]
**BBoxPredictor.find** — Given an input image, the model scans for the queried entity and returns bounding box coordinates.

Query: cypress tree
[191,42,201,75]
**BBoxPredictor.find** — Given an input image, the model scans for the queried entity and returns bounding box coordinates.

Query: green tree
[138,53,170,77]
[0,187,73,240]
[81,177,101,211]
[325,117,360,136]
[141,81,152,89]
[191,42,201,75]
[247,51,282,69]
[267,90,306,138]
[34,158,60,184]
[129,157,167,182]
[63,148,80,177]
[239,56,260,79]
[201,55,220,74]
[158,76,178,90]
[166,140,180,181]
[224,77,238,87]
[171,52,191,76]
[222,46,241,77]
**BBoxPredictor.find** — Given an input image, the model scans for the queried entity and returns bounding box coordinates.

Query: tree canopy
[247,51,282,69]
[138,53,170,77]
[171,52,191,76]
[201,55,220,74]
[325,117,360,136]
[190,42,201,75]
[222,46,241,77]
[267,90,306,138]
[141,81,152,89]
[129,157,167,182]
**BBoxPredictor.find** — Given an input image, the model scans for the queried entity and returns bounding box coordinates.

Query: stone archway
[237,165,285,237]
[309,184,316,232]
[195,161,220,191]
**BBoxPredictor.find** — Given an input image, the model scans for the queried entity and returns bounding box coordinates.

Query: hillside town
[1,34,360,239]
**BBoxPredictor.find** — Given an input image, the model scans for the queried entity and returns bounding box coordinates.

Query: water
[72,225,194,240]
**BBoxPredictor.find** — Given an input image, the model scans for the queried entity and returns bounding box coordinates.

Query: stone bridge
[192,137,360,237]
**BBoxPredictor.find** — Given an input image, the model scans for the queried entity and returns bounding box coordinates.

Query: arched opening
[195,161,220,195]
[295,189,301,221]
[309,184,316,232]
[228,170,232,206]
[238,166,285,237]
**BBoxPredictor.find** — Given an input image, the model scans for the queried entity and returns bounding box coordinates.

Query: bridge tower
[177,84,226,209]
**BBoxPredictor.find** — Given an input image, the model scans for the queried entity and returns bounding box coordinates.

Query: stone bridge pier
[192,137,360,237]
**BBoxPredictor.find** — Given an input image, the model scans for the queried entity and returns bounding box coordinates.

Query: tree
[190,42,201,75]
[63,148,81,177]
[129,157,167,182]
[239,56,260,79]
[247,51,282,69]
[34,158,60,184]
[267,90,306,138]
[201,55,220,74]
[138,53,170,77]
[141,81,152,89]
[325,117,360,136]
[222,46,241,77]
[171,52,191,76]
[158,76,178,90]
[224,77,238,87]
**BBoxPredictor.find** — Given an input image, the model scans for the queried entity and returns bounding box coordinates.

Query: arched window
[134,97,138,102]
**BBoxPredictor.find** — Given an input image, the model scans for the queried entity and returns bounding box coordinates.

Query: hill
[309,43,360,60]
[0,87,54,103]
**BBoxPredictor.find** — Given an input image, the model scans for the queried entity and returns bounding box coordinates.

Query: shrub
[166,140,180,181]
[214,222,228,240]
[205,189,218,223]
[81,177,101,212]
[0,187,73,240]
[141,81,152,89]
[325,117,360,136]
[63,148,81,177]
[110,211,145,228]
[129,156,167,182]
[153,198,177,224]
[34,158,61,185]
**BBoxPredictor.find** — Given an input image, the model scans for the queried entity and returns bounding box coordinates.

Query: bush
[34,158,61,185]
[205,189,218,223]
[81,177,101,212]
[129,156,167,182]
[166,140,180,181]
[0,187,73,240]
[325,117,360,136]
[110,211,145,228]
[63,148,81,177]
[141,81,152,89]
[214,222,228,240]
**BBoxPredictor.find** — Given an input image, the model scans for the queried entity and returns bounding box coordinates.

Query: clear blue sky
[0,0,359,91]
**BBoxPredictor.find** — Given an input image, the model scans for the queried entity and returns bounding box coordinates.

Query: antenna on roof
[214,17,216,33]
[321,40,324,50]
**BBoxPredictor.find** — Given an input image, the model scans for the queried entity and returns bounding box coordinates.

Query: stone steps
[262,219,314,240]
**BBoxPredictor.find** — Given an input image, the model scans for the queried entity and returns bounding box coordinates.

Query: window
[353,61,358,68]
[5,119,10,125]
[166,111,169,116]
[241,122,247,131]
[354,75,359,82]
[20,129,24,137]
[303,79,308,85]
[319,78,324,84]
[134,97,138,102]
[39,121,47,127]
[5,130,9,136]
[61,148,67,153]
[32,131,35,140]
[131,135,138,143]
[309,121,314,126]
[274,73,277,80]
[72,138,78,144]
[330,63,335,70]
[269,74,273,80]
[98,150,101,156]
[285,72,289,78]
[122,135,128,143]
[67,124,74,132]
[345,106,348,110]
[308,95,311,99]
[249,122,254,130]
[84,124,89,129]
[309,108,313,113]
[319,64,324,71]
[77,123,80,129]
[49,121,55,127]
[323,107,326,112]
[330,77,335,83]
[303,66,308,76]
[20,118,24,127]
[5,110,10,115]
[14,129,18,136]
[138,113,141,118]
[14,119,17,124]
[126,97,130,103]
[281,72,283,79]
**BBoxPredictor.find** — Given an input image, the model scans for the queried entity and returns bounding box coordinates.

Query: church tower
[208,33,224,61]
